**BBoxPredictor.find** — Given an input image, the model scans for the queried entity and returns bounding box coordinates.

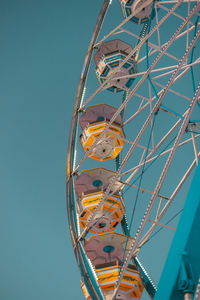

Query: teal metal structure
[67,0,200,299]
[155,163,200,299]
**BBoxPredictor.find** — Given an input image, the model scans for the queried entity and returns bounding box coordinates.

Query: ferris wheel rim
[67,1,200,299]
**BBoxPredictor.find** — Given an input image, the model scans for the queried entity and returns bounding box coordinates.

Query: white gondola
[119,0,155,24]
[94,39,137,92]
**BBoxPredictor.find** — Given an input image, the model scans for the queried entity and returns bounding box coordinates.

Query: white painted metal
[112,19,200,296]
[68,0,200,298]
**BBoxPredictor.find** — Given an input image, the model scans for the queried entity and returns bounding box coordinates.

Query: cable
[123,135,176,195]
[129,113,157,231]
[120,112,157,271]
[189,16,200,109]
[145,208,183,243]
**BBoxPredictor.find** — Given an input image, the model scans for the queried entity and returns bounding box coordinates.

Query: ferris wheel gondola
[67,0,200,299]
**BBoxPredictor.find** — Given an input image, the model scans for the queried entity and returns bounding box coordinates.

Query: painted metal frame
[67,0,200,299]
[154,161,200,299]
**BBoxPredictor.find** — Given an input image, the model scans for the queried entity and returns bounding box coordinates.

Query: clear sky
[0,1,199,300]
[0,1,100,299]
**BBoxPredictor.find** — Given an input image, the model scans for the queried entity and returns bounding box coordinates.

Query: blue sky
[0,1,98,299]
[1,1,199,299]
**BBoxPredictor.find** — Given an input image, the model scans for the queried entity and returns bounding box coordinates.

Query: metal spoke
[112,19,200,296]
[81,0,184,110]
[67,0,200,298]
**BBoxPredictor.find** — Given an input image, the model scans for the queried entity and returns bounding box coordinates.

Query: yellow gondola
[81,282,92,300]
[79,104,125,161]
[84,232,144,299]
[96,264,143,299]
[79,190,125,233]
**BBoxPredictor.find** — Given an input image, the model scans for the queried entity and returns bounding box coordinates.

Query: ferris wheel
[66,0,200,299]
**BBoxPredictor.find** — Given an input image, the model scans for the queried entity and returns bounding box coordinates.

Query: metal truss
[67,0,200,299]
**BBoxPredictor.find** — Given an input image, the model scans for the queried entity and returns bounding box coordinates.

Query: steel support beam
[154,163,200,299]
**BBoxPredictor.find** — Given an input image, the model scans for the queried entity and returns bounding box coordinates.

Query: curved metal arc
[94,0,155,48]
[81,0,184,110]
[76,4,200,244]
[67,2,200,299]
[74,0,187,176]
[66,1,110,299]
